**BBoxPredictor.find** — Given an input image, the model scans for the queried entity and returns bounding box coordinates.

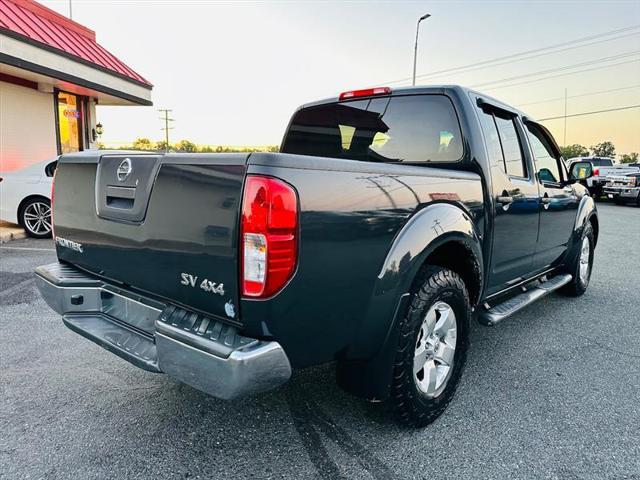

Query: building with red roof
[0,0,153,172]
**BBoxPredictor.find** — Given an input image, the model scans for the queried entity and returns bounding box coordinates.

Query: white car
[0,158,57,238]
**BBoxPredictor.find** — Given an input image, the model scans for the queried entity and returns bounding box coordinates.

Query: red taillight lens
[339,87,391,101]
[50,169,56,238]
[240,175,298,298]
[593,168,599,177]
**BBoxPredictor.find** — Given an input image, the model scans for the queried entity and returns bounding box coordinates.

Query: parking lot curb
[0,222,26,243]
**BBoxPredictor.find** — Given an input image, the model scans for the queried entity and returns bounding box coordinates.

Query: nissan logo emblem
[117,158,132,182]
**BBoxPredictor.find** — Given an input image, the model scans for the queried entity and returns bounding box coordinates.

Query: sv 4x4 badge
[180,273,225,296]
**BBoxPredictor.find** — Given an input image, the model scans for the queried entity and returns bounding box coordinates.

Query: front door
[524,122,580,269]
[476,102,540,296]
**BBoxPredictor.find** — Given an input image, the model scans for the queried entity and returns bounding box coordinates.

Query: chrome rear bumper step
[478,273,572,326]
[63,314,160,372]
[35,262,292,399]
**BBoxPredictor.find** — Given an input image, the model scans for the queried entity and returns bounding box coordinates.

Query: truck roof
[299,84,534,121]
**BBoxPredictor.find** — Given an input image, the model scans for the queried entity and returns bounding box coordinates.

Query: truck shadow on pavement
[139,320,500,480]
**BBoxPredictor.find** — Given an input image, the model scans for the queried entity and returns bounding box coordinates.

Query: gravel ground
[1,203,639,480]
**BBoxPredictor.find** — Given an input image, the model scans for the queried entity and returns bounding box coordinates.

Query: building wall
[0,80,58,172]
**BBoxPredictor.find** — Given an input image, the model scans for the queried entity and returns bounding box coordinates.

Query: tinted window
[477,111,504,168]
[493,113,526,177]
[525,124,562,183]
[591,158,613,166]
[282,95,463,163]
[45,161,57,177]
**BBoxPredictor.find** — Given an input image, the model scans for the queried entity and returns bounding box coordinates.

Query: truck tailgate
[52,152,247,324]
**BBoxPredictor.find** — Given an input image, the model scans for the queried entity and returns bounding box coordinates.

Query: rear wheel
[389,266,470,428]
[19,198,52,238]
[560,222,594,297]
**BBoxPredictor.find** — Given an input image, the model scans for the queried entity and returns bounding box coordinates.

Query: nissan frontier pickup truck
[36,85,598,427]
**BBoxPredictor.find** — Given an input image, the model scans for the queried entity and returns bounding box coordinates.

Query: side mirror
[569,161,593,182]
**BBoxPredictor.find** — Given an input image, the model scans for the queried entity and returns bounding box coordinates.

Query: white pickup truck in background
[566,157,640,198]
[604,171,640,206]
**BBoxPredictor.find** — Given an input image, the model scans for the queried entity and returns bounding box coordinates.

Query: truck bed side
[242,153,484,367]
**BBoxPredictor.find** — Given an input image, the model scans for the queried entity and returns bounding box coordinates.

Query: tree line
[98,138,280,153]
[559,141,638,164]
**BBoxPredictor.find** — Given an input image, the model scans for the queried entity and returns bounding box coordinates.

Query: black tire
[19,197,52,239]
[588,186,601,200]
[613,197,624,205]
[389,266,470,428]
[560,222,594,297]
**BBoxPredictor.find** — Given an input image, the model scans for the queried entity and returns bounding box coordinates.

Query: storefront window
[57,91,83,153]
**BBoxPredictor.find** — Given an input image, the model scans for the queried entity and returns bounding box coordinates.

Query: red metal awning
[0,0,151,87]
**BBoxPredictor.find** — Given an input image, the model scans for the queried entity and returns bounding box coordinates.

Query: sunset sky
[40,0,640,155]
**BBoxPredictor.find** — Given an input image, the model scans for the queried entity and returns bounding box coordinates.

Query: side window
[45,161,58,177]
[493,113,526,178]
[477,110,504,168]
[525,123,562,184]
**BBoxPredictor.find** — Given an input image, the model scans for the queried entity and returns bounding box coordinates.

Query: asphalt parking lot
[1,202,639,480]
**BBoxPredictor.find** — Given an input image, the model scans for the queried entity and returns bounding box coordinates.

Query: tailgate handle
[106,185,136,209]
[106,186,136,199]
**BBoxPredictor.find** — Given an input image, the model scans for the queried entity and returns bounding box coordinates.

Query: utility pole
[563,88,568,146]
[412,13,431,86]
[158,109,174,153]
[68,0,72,19]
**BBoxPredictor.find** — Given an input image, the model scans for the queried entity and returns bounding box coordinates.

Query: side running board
[478,274,572,326]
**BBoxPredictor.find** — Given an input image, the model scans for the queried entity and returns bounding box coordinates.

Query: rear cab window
[281,95,464,164]
[590,158,613,167]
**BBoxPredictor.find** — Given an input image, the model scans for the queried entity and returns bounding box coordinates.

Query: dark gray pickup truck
[36,85,598,427]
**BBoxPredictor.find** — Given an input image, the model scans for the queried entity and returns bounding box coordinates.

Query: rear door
[53,153,248,323]
[523,122,580,269]
[476,102,540,295]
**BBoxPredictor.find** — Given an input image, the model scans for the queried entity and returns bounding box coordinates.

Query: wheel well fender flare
[337,203,483,400]
[359,203,483,358]
[375,202,483,299]
[574,195,598,246]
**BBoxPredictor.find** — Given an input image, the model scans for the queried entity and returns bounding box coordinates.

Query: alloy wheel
[413,301,457,398]
[579,236,591,285]
[23,201,52,236]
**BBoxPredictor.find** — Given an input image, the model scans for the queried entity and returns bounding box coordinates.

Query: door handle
[541,196,552,204]
[497,195,514,204]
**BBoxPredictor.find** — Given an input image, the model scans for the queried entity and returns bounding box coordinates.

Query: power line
[400,30,640,85]
[481,58,640,91]
[518,84,640,107]
[470,50,640,88]
[380,24,640,86]
[537,104,640,121]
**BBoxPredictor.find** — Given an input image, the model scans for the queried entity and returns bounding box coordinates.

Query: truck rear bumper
[35,262,291,400]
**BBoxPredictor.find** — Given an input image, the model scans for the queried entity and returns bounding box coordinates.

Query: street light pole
[412,13,431,86]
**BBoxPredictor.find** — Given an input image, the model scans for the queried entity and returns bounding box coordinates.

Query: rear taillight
[240,175,298,298]
[339,86,391,101]
[593,168,600,177]
[51,169,56,238]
